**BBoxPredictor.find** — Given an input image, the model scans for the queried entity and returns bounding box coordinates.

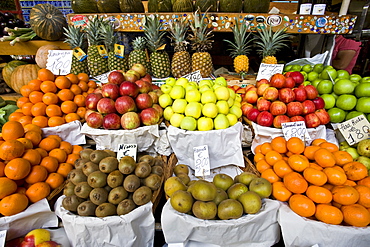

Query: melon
[35,45,61,69]
[10,64,40,93]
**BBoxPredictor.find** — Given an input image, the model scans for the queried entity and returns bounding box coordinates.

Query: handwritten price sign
[282,121,311,141]
[193,145,210,176]
[94,71,111,84]
[117,144,137,161]
[256,63,284,81]
[337,115,370,145]
[0,230,6,247]
[46,50,73,75]
[183,70,202,83]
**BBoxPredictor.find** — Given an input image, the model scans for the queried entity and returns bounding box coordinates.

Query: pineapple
[85,16,109,77]
[63,25,89,75]
[188,9,214,78]
[168,18,192,78]
[127,36,150,72]
[101,21,128,71]
[224,20,253,78]
[143,15,171,79]
[254,26,291,64]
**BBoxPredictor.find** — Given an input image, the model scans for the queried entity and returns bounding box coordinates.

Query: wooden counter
[0,40,70,55]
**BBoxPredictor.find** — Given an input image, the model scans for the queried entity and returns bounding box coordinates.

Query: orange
[323,167,347,186]
[283,171,308,194]
[59,141,73,154]
[265,150,283,166]
[17,137,33,150]
[25,182,51,203]
[40,80,57,93]
[261,168,281,183]
[38,137,60,152]
[72,145,83,155]
[311,138,327,146]
[315,204,343,225]
[314,148,336,168]
[57,89,75,102]
[24,165,48,184]
[60,101,77,114]
[309,162,324,171]
[342,162,368,181]
[0,177,17,199]
[273,159,293,178]
[303,167,327,186]
[70,84,82,96]
[28,91,44,104]
[8,112,25,122]
[31,102,47,117]
[4,158,31,180]
[76,107,86,119]
[272,181,292,202]
[66,73,79,84]
[0,140,25,160]
[332,185,360,205]
[87,80,97,89]
[45,104,62,117]
[49,148,67,163]
[355,185,370,208]
[1,121,24,141]
[286,137,305,154]
[57,163,73,177]
[319,142,339,152]
[254,144,262,154]
[73,94,85,107]
[66,153,80,165]
[333,150,353,167]
[22,149,42,166]
[288,154,309,172]
[17,96,30,108]
[23,123,42,134]
[78,81,89,92]
[55,75,72,89]
[343,179,357,186]
[303,146,321,161]
[270,136,287,154]
[256,159,271,173]
[24,130,42,147]
[254,153,265,163]
[42,92,59,105]
[86,88,94,94]
[45,172,64,189]
[47,134,62,143]
[306,185,333,204]
[32,116,49,128]
[289,194,316,217]
[48,116,65,127]
[77,73,89,82]
[0,162,5,177]
[358,176,370,188]
[260,143,273,155]
[18,115,33,126]
[21,102,34,116]
[40,156,59,173]
[20,85,33,97]
[38,68,55,81]
[341,204,370,227]
[28,79,42,91]
[64,113,80,123]
[35,148,48,159]
[0,193,29,216]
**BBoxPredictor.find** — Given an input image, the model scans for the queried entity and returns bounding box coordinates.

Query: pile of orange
[0,121,82,216]
[254,136,370,227]
[9,69,97,128]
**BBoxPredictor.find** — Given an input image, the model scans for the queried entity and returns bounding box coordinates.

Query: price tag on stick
[193,145,210,177]
[46,50,73,75]
[182,70,202,83]
[337,115,370,146]
[117,144,137,161]
[282,121,311,141]
[256,63,284,81]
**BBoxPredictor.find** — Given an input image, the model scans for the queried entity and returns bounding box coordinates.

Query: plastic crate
[19,0,73,22]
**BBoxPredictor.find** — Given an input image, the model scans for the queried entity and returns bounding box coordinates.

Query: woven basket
[241,149,260,177]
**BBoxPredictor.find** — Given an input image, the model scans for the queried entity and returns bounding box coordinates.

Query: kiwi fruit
[74,182,93,199]
[62,195,84,212]
[123,174,141,192]
[133,186,153,206]
[99,157,119,173]
[95,202,117,217]
[117,199,136,215]
[68,169,87,185]
[104,185,113,193]
[89,187,109,205]
[107,170,124,188]
[77,201,97,216]
[74,158,89,170]
[138,155,155,166]
[153,157,165,167]
[82,161,100,176]
[108,186,128,205]
[143,174,162,190]
[151,166,163,176]
[80,148,94,160]
[87,170,107,188]
[135,162,151,178]
[104,149,116,157]
[90,150,110,164]
[119,156,137,174]
[63,180,76,196]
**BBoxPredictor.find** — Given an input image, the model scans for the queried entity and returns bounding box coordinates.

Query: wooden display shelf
[0,40,70,55]
[0,93,22,101]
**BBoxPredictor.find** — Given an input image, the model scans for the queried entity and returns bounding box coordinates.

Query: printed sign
[46,50,73,75]
[183,70,202,83]
[94,71,111,84]
[117,144,137,161]
[0,230,6,247]
[256,63,284,81]
[337,115,370,145]
[193,145,210,176]
[282,121,311,141]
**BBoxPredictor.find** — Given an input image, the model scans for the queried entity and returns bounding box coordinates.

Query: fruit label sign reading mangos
[282,121,311,141]
[117,144,137,161]
[256,63,284,81]
[183,70,202,83]
[46,50,73,75]
[337,115,370,145]
[0,230,6,247]
[193,145,210,177]
[94,71,111,85]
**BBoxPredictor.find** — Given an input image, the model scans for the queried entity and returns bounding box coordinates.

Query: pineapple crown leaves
[188,8,214,52]
[63,25,87,50]
[168,17,189,52]
[85,16,110,46]
[254,26,291,57]
[100,21,119,52]
[131,36,147,50]
[143,15,167,52]
[223,20,253,58]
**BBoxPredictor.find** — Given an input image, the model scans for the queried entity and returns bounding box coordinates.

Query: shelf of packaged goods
[0,40,70,55]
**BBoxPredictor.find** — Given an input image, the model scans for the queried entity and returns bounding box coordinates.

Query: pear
[356,156,370,170]
[357,139,370,158]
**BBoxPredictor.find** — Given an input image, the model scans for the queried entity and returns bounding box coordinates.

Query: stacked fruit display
[11,69,96,128]
[242,71,330,128]
[0,121,80,216]
[339,139,370,173]
[62,150,164,217]
[159,77,242,131]
[164,164,272,220]
[85,64,164,130]
[255,136,370,227]
[6,228,60,247]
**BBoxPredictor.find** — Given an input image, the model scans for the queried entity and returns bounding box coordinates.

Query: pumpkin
[10,64,40,94]
[194,0,218,12]
[119,0,145,13]
[29,4,67,41]
[172,0,193,12]
[2,60,28,88]
[35,45,61,69]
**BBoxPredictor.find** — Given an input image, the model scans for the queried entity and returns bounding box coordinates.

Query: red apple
[288,71,304,85]
[256,111,274,127]
[312,97,325,110]
[256,79,270,87]
[135,80,153,94]
[273,115,291,128]
[141,73,152,84]
[244,90,258,104]
[270,101,287,116]
[284,77,295,88]
[245,84,257,92]
[140,107,160,126]
[293,87,307,102]
[119,81,140,97]
[315,109,330,125]
[97,98,116,114]
[115,96,136,114]
[35,241,61,247]
[152,103,163,117]
[148,91,159,104]
[20,241,35,247]
[241,102,254,117]
[131,63,147,77]
[108,70,125,85]
[153,88,163,98]
[278,88,295,104]
[290,115,306,123]
[135,93,153,110]
[86,112,104,128]
[123,72,138,83]
[257,83,270,96]
[287,102,303,117]
[270,74,286,88]
[301,100,316,115]
[93,88,102,94]
[103,113,121,130]
[101,83,120,100]
[246,108,260,122]
[305,113,321,128]
[256,97,271,112]
[85,93,103,111]
[152,84,160,90]
[84,109,96,119]
[121,112,141,130]
[263,87,279,101]
[304,85,319,99]
[6,237,24,247]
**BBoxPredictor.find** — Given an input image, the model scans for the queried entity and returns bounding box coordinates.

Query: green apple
[186,89,201,102]
[317,80,333,94]
[226,113,238,126]
[311,78,322,88]
[321,94,336,109]
[229,105,242,118]
[159,93,173,108]
[214,77,227,87]
[197,117,214,131]
[301,71,308,81]
[354,83,370,98]
[328,107,346,123]
[214,113,230,130]
[333,79,355,95]
[335,94,357,111]
[356,97,370,113]
[170,113,185,127]
[360,77,370,83]
[350,74,362,83]
[161,84,172,94]
[320,68,338,80]
[284,65,293,72]
[172,99,188,114]
[292,64,302,71]
[303,81,311,86]
[216,100,230,115]
[170,85,186,99]
[213,84,223,90]
[165,77,176,86]
[234,94,242,103]
[185,83,198,91]
[313,63,324,74]
[214,86,230,101]
[163,106,174,121]
[199,79,213,87]
[228,88,236,99]
[201,90,217,104]
[307,71,319,82]
[180,116,197,131]
[176,77,189,87]
[227,97,234,107]
[233,101,241,108]
[331,92,339,99]
[199,85,212,94]
[337,69,350,79]
[345,111,364,121]
[202,102,218,118]
[302,64,313,73]
[185,102,202,119]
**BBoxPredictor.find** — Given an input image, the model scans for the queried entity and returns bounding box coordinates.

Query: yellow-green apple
[216,100,229,115]
[202,103,218,118]
[287,102,303,117]
[229,105,242,118]
[160,84,172,94]
[227,97,234,107]
[301,100,316,115]
[305,112,321,128]
[172,99,188,114]
[135,93,153,110]
[256,111,274,127]
[214,113,230,130]
[214,77,227,87]
[235,93,242,103]
[185,102,202,119]
[199,79,213,87]
[278,88,295,104]
[186,89,201,102]
[180,116,197,131]
[270,101,287,116]
[228,88,236,99]
[121,112,141,130]
[119,81,139,97]
[226,113,238,126]
[201,90,217,104]
[170,113,185,127]
[163,106,174,121]
[214,86,230,101]
[197,117,214,131]
[273,115,291,128]
[256,97,271,112]
[158,93,173,108]
[165,77,176,86]
[263,87,279,101]
[170,85,186,99]
[199,85,212,94]
[175,77,189,87]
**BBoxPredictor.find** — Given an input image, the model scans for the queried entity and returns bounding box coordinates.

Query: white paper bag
[42,120,86,145]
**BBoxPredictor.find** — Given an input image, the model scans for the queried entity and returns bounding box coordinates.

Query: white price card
[193,145,210,177]
[93,71,111,84]
[337,115,370,146]
[117,144,137,161]
[256,63,284,81]
[46,50,73,75]
[282,121,311,141]
[182,70,202,83]
[0,230,6,247]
